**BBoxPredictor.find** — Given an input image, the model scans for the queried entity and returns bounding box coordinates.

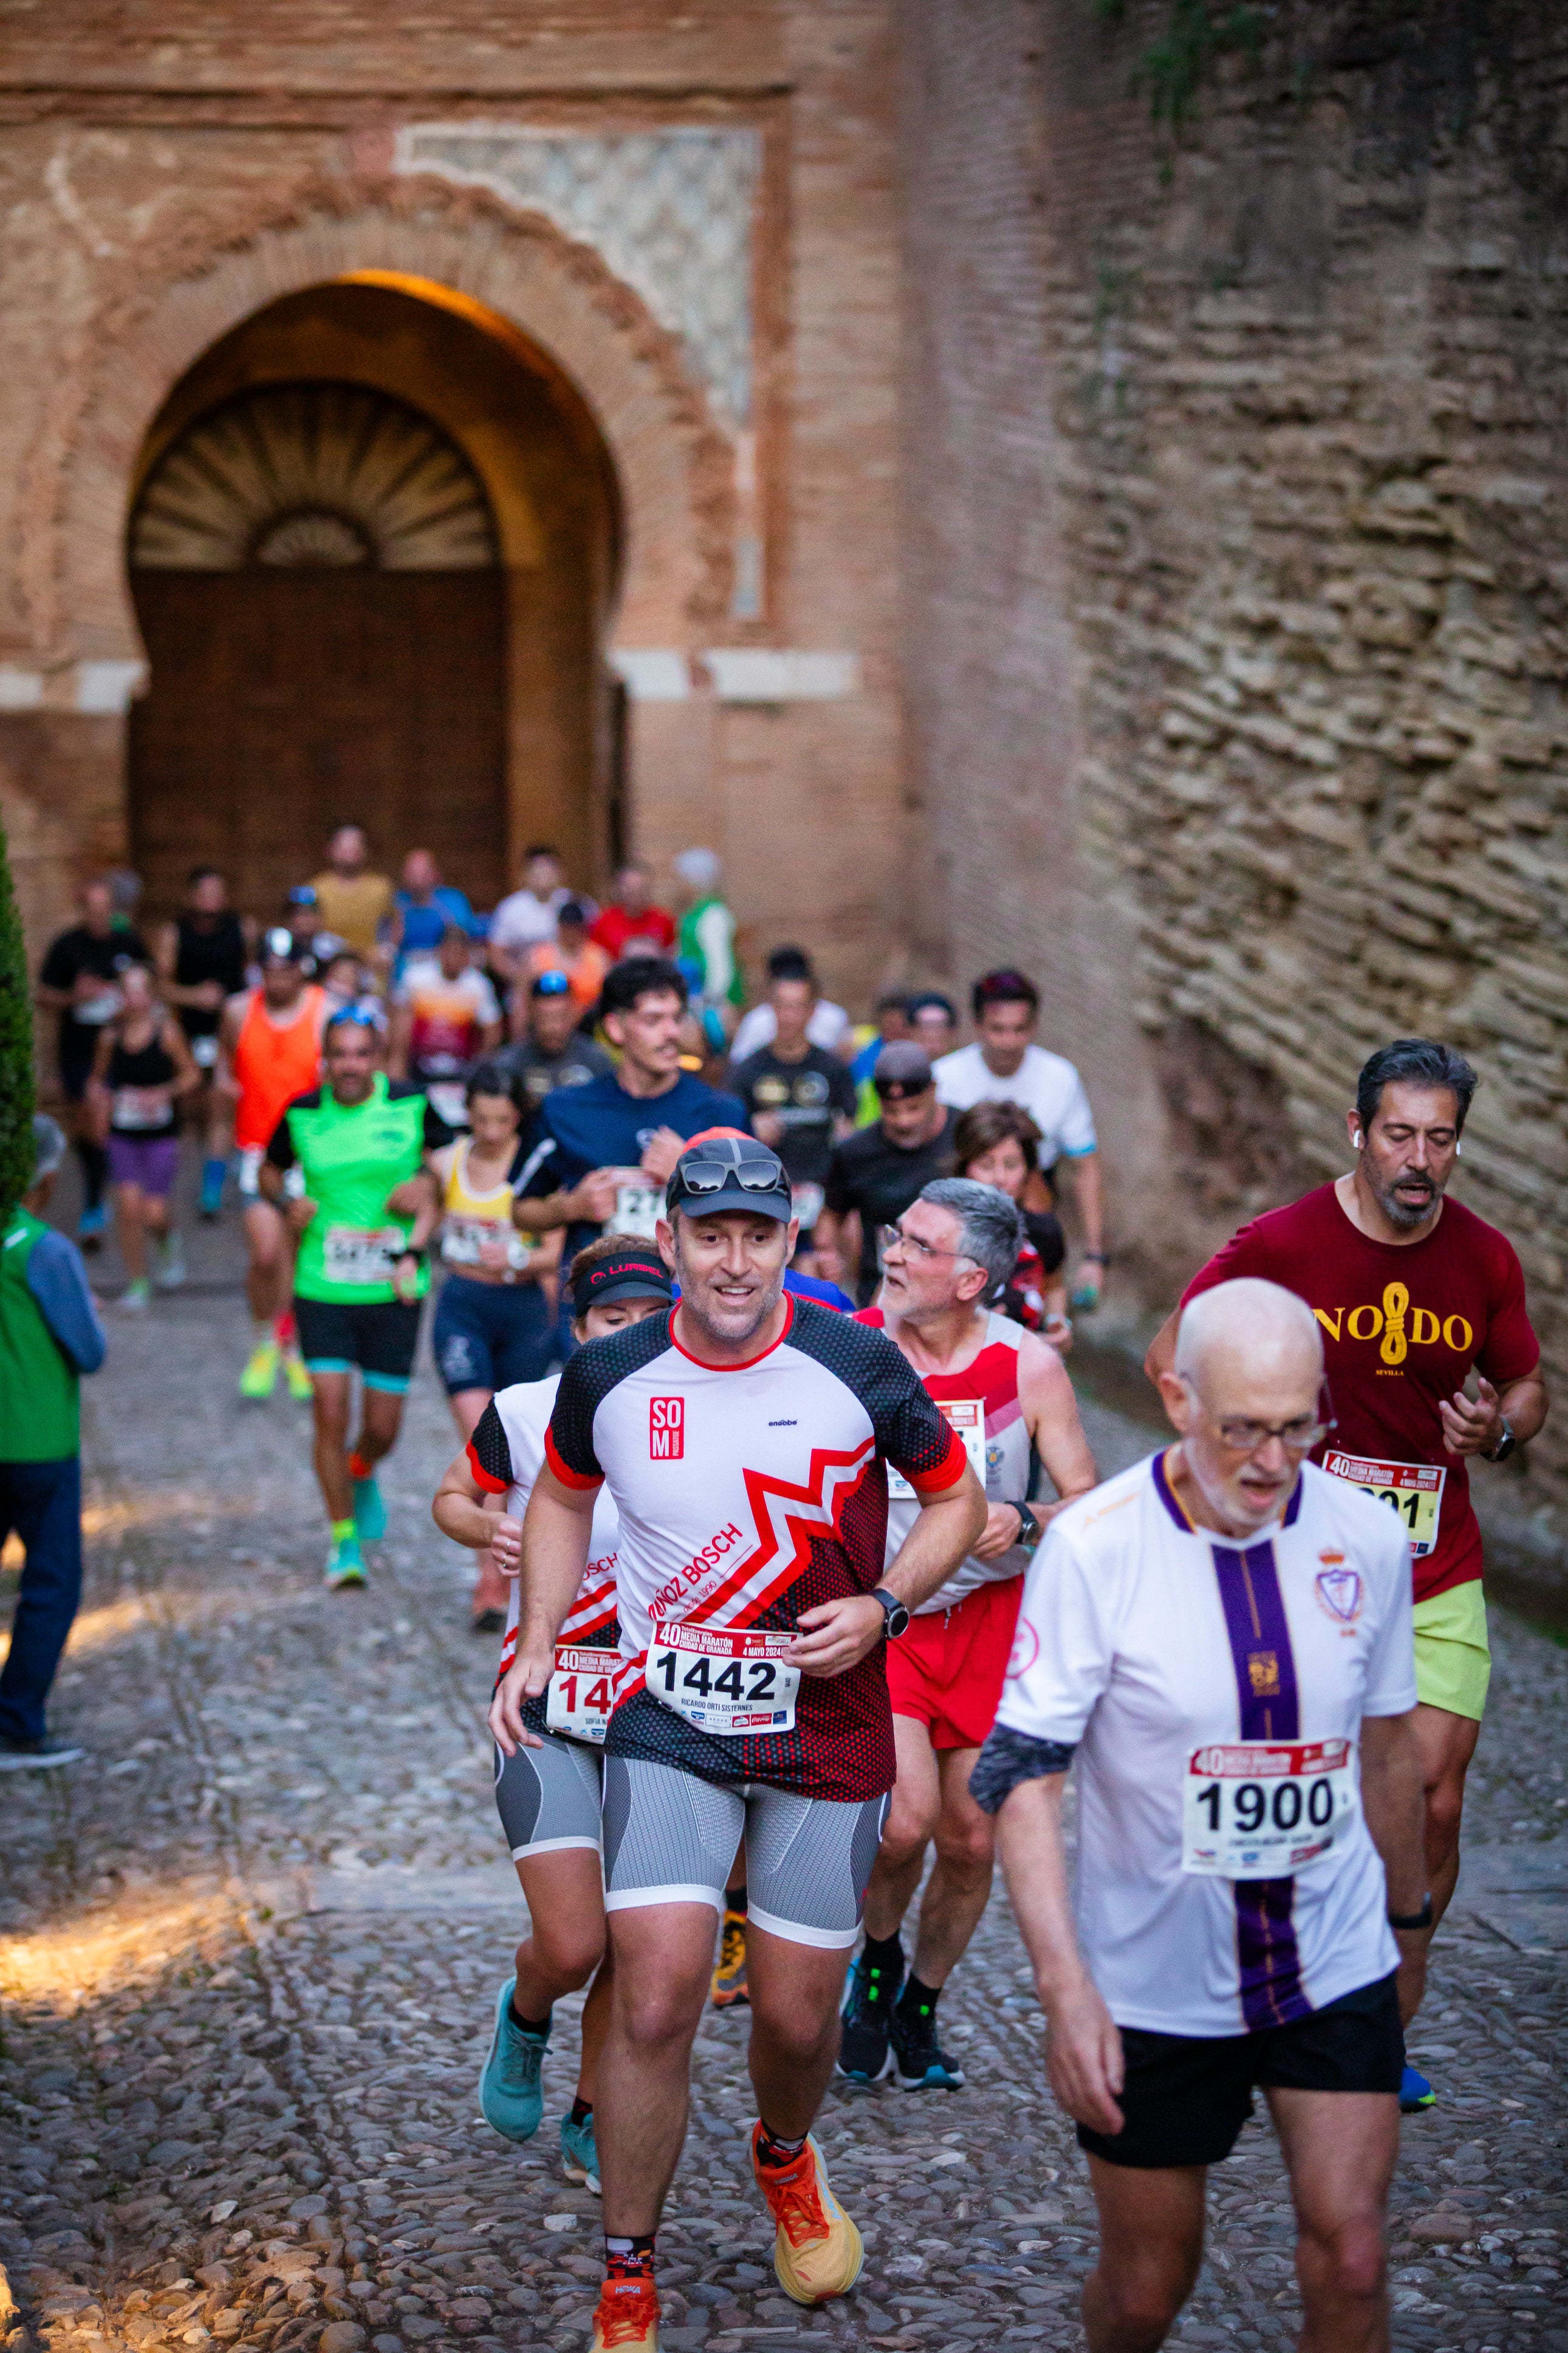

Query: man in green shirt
[260,1009,449,1588]
[1,1118,108,1767]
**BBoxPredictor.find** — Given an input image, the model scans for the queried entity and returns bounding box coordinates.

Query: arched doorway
[125,277,621,926]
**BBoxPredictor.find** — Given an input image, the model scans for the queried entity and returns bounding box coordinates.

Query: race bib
[544,1646,618,1746]
[608,1183,662,1240]
[322,1225,403,1285]
[1323,1450,1445,1559]
[191,1034,220,1070]
[77,990,120,1026]
[648,1623,801,1736]
[888,1397,985,1502]
[791,1182,825,1231]
[427,1081,470,1131]
[237,1144,264,1199]
[1182,1738,1355,1878]
[440,1215,533,1274]
[112,1086,171,1131]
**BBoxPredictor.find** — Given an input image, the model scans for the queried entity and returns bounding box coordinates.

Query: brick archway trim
[51,172,736,664]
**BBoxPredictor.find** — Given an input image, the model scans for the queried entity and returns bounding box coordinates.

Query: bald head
[1174,1279,1323,1402]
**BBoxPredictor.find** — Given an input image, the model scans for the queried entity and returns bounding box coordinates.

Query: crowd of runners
[18,822,1552,2353]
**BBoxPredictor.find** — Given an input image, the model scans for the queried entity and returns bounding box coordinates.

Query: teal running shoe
[835,1943,902,2084]
[889,1993,966,2090]
[479,1978,547,2142]
[560,2107,601,2193]
[1400,2063,1436,2112]
[325,1534,366,1590]
[352,1471,387,1542]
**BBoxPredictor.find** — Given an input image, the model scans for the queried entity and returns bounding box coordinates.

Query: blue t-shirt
[393,886,475,965]
[518,1069,750,1260]
[783,1266,854,1313]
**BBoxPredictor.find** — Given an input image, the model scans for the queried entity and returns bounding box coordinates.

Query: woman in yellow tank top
[429,1060,563,1630]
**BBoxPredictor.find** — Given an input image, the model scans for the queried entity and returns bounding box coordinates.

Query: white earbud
[1352,1130,1363,1147]
[1456,1141,1462,1156]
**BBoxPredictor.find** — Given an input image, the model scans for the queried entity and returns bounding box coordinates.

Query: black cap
[666,1130,793,1222]
[570,1243,674,1316]
[873,1041,934,1097]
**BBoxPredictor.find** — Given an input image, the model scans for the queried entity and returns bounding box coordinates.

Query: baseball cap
[570,1243,674,1316]
[873,1041,934,1097]
[666,1131,793,1222]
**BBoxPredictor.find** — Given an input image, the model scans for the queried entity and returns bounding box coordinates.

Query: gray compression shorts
[601,1755,888,1951]
[494,1730,603,1861]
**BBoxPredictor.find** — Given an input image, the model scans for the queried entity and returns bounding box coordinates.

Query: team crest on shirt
[1247,1651,1281,1698]
[1315,1555,1364,1626]
[1007,1620,1039,1681]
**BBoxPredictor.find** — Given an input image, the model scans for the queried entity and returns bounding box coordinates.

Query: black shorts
[1079,1971,1403,2171]
[293,1295,423,1393]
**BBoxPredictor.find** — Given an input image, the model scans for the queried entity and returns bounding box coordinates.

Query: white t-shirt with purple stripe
[998,1450,1418,2038]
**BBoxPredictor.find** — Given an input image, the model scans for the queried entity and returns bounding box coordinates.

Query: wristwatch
[1013,1503,1044,1555]
[1484,1418,1517,1464]
[1388,1895,1434,1931]
[873,1586,911,1641]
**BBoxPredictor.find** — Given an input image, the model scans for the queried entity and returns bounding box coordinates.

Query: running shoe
[0,1733,87,1771]
[478,1977,547,2142]
[560,2108,601,2193]
[889,1995,966,2092]
[119,1280,151,1313]
[711,1909,749,2008]
[324,1534,366,1590]
[835,1943,903,2083]
[152,1231,187,1291]
[77,1206,106,1252]
[588,2273,658,2353]
[199,1159,226,1219]
[283,1350,313,1402]
[352,1471,388,1543]
[751,2128,863,2304]
[1401,2063,1436,2112]
[239,1339,279,1400]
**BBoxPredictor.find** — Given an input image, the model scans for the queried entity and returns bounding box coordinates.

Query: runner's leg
[909,1744,995,1985]
[447,1386,510,1624]
[309,1373,355,1523]
[113,1180,149,1293]
[1081,2157,1205,2351]
[1412,1702,1482,1927]
[598,1902,718,2231]
[861,1713,940,1940]
[746,1924,857,2140]
[1266,2086,1398,2353]
[513,1847,608,2017]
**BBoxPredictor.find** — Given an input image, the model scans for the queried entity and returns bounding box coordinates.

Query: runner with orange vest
[216,929,328,1401]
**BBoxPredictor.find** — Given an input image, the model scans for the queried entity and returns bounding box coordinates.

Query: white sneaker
[153,1232,187,1290]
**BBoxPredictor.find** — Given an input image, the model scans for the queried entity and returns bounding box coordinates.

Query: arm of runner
[1359,1707,1430,2026]
[165,1017,204,1099]
[212,997,245,1104]
[433,1448,523,1566]
[638,1125,689,1184]
[789,1463,987,1678]
[974,1330,1098,1560]
[488,1465,597,1754]
[1058,1148,1104,1264]
[993,1772,1125,2137]
[1437,1367,1549,1456]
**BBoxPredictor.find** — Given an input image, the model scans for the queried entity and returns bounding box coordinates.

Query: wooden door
[128,570,507,926]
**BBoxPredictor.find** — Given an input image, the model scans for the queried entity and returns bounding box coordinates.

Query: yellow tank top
[440,1141,534,1277]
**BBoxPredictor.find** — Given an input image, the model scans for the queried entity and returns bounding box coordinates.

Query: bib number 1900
[1182,1737,1355,1878]
[648,1623,801,1736]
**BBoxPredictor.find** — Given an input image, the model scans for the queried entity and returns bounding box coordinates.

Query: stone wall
[899,0,1568,1542]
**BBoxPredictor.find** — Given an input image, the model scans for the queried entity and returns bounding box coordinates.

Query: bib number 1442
[648,1624,801,1736]
[1182,1738,1355,1877]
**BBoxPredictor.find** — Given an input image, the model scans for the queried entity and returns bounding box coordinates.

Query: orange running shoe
[751,2126,863,2304]
[589,2273,659,2353]
[710,1908,749,2008]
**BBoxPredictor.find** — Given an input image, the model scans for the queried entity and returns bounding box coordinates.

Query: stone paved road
[2,1245,1565,2353]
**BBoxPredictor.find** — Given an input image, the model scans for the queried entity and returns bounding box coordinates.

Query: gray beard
[1374,1175,1440,1231]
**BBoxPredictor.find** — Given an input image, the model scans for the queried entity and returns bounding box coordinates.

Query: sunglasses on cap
[673,1156,790,1200]
[325,1007,380,1035]
[532,969,572,998]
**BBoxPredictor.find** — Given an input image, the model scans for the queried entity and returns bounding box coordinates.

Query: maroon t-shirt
[1181,1183,1539,1603]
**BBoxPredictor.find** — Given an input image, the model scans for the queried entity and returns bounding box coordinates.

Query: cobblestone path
[2,1253,1565,2353]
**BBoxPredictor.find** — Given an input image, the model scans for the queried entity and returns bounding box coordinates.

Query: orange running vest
[232,987,327,1150]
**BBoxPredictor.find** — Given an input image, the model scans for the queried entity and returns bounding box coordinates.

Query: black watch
[1484,1419,1516,1464]
[1013,1503,1044,1555]
[874,1586,911,1641]
[1388,1895,1434,1931]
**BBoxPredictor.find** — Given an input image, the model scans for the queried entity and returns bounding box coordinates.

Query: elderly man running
[840,1177,1097,2089]
[974,1279,1430,2353]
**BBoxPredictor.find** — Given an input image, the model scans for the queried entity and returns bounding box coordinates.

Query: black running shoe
[835,1943,904,2083]
[889,1994,965,2091]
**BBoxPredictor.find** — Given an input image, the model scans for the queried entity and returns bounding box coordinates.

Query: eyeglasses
[675,1157,790,1200]
[1179,1376,1336,1456]
[879,1222,973,1265]
[324,1008,380,1036]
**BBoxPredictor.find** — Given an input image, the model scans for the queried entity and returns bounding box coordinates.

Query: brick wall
[899,0,1568,1545]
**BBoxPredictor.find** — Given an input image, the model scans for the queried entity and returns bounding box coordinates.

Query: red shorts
[885,1575,1024,1752]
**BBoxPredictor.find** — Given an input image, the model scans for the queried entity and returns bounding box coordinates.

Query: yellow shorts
[1412,1579,1490,1722]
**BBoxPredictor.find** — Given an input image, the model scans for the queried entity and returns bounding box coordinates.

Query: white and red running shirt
[996,1451,1418,2038]
[469,1375,621,1734]
[543,1296,967,1799]
[857,1307,1034,1613]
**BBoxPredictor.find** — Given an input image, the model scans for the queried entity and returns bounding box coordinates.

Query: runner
[389,922,503,1131]
[523,900,612,1015]
[86,963,201,1310]
[906,991,958,1063]
[513,957,746,1356]
[953,1101,1071,1346]
[838,1179,1097,2089]
[1143,1037,1547,2112]
[975,1278,1431,2353]
[495,970,615,1140]
[35,878,150,1251]
[490,846,578,985]
[308,823,394,966]
[491,1134,986,2353]
[933,968,1106,1309]
[429,1061,564,1631]
[851,992,913,1125]
[387,848,475,974]
[259,1009,450,1589]
[815,1044,957,1304]
[673,847,744,1035]
[433,1237,677,2193]
[591,865,677,961]
[154,865,250,1218]
[730,962,857,1256]
[216,931,328,1401]
[730,948,855,1065]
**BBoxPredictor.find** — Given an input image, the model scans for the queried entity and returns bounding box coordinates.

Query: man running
[491,1135,986,2353]
[838,1178,1097,2089]
[977,1279,1430,2353]
[591,865,677,961]
[1143,1036,1546,2112]
[495,969,615,1141]
[815,1044,957,1304]
[308,822,394,965]
[933,968,1106,1308]
[389,921,503,1129]
[731,960,858,1251]
[35,878,150,1251]
[434,1237,676,2194]
[216,930,328,1400]
[258,1008,450,1587]
[155,865,250,1217]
